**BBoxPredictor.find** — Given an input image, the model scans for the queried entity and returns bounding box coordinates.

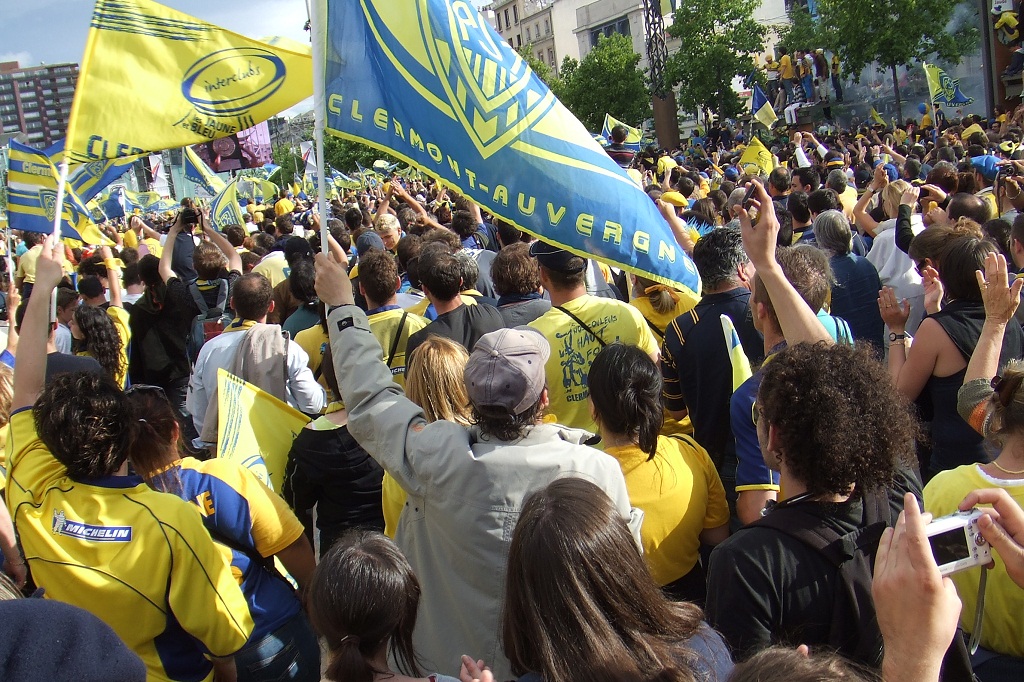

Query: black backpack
[185,280,232,365]
[754,489,891,668]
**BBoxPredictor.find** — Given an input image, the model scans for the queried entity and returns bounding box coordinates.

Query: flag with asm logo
[322,0,701,295]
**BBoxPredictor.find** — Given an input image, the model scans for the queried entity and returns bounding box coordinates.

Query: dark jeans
[236,611,321,682]
[163,377,198,445]
[662,561,707,607]
[972,646,1024,682]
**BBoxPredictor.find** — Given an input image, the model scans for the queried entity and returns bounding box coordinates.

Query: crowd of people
[3,107,1024,682]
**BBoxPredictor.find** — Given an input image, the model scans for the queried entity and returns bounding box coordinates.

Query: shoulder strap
[188,283,209,314]
[666,433,700,450]
[386,312,409,367]
[213,279,229,311]
[643,315,666,339]
[555,305,606,346]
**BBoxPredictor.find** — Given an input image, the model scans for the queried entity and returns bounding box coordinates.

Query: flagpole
[308,0,329,256]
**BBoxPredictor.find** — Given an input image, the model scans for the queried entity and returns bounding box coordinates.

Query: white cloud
[0,52,34,67]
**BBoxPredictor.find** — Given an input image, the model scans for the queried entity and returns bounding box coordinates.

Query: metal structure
[641,0,680,148]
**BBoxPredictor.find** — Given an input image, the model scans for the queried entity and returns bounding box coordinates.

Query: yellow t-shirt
[628,291,699,336]
[382,473,405,538]
[252,255,289,288]
[5,410,253,681]
[273,198,295,216]
[367,308,429,388]
[924,465,1024,657]
[403,293,477,318]
[294,326,334,404]
[921,113,934,128]
[779,54,794,79]
[77,306,131,389]
[529,295,658,435]
[15,244,43,285]
[605,435,729,585]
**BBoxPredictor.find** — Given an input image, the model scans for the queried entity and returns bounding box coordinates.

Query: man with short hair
[767,167,792,208]
[315,253,641,680]
[186,273,325,447]
[791,166,820,194]
[358,250,429,385]
[273,188,295,218]
[528,242,658,435]
[606,124,636,168]
[404,248,504,362]
[14,232,44,299]
[661,227,761,503]
[491,242,551,326]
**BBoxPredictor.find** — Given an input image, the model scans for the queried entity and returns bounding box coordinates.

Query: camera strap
[968,566,989,655]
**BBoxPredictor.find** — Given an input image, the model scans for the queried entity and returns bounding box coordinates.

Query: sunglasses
[991,374,1024,408]
[125,384,168,399]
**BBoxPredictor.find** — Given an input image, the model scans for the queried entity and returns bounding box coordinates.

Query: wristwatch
[889,332,907,343]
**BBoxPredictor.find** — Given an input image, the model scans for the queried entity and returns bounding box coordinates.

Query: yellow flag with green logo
[65,0,313,163]
[738,136,775,177]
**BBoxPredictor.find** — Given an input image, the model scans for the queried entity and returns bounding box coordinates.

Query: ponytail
[323,636,375,682]
[588,344,665,458]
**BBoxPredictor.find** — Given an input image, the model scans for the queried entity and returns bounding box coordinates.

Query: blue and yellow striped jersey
[6,409,253,682]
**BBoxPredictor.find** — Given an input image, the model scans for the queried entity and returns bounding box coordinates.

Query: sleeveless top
[926,301,1024,475]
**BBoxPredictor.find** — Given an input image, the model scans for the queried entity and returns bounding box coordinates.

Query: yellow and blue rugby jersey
[5,409,253,682]
[155,457,305,643]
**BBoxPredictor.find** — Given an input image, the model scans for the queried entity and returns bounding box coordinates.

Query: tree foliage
[322,136,397,175]
[550,34,650,133]
[519,43,554,86]
[776,6,823,55]
[816,0,978,82]
[665,0,766,121]
[271,146,305,186]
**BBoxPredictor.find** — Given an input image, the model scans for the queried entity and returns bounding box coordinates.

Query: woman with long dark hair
[494,477,732,682]
[308,531,459,682]
[72,303,127,386]
[588,344,730,604]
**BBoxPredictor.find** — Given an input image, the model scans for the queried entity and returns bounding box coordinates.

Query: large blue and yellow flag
[323,0,701,294]
[64,0,313,163]
[41,140,138,203]
[209,178,248,230]
[601,114,643,152]
[6,140,112,245]
[924,63,974,107]
[183,146,227,196]
[751,84,777,129]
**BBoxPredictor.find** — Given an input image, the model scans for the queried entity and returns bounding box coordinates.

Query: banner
[869,107,886,126]
[738,136,775,177]
[601,114,643,152]
[97,185,177,218]
[216,368,309,491]
[6,140,112,245]
[41,140,138,203]
[923,63,974,107]
[721,315,752,392]
[209,178,248,229]
[299,140,317,176]
[183,145,228,196]
[65,0,313,163]
[751,84,777,129]
[324,0,701,294]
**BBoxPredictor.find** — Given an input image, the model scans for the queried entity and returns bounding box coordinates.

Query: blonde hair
[881,180,911,219]
[406,337,472,425]
[374,213,400,235]
[0,365,13,430]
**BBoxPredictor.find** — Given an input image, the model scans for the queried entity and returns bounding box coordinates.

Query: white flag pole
[308,0,330,255]
[50,158,70,321]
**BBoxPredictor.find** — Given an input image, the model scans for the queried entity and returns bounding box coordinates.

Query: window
[526,27,530,40]
[544,19,550,35]
[496,13,501,31]
[535,23,540,36]
[513,4,518,24]
[537,51,543,62]
[516,33,522,47]
[504,9,510,27]
[591,16,631,46]
[548,48,555,66]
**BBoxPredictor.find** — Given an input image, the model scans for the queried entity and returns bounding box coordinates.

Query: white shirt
[186,325,326,444]
[55,323,73,355]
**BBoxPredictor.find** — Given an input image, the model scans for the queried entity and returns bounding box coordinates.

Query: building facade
[0,61,79,148]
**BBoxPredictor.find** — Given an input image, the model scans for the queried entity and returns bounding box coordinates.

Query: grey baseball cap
[464,327,550,415]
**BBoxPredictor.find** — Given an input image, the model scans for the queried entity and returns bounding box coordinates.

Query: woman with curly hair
[71,246,130,387]
[706,342,922,668]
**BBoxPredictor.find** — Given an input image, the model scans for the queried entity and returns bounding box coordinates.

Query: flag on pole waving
[64,0,313,163]
[322,0,701,295]
[751,83,777,129]
[6,141,113,245]
[601,114,643,151]
[183,146,228,196]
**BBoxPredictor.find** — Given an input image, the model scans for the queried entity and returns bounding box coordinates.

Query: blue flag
[323,0,700,294]
[6,140,112,244]
[751,83,777,129]
[183,146,227,197]
[41,139,136,203]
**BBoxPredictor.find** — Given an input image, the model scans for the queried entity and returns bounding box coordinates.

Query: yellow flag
[961,123,985,140]
[738,136,775,177]
[216,368,309,492]
[720,315,752,392]
[65,0,313,163]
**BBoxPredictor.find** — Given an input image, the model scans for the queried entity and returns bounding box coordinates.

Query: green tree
[776,6,824,56]
[816,0,978,120]
[518,43,554,86]
[550,34,650,133]
[665,0,767,122]
[271,145,305,187]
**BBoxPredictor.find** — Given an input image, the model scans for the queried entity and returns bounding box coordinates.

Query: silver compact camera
[925,509,992,576]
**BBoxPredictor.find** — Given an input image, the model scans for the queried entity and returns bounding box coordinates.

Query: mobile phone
[742,182,758,208]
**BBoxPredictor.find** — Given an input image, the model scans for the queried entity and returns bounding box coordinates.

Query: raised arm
[657,200,695,255]
[739,180,832,345]
[99,245,122,309]
[966,252,1022,384]
[852,164,888,237]
[159,215,182,283]
[200,210,242,273]
[12,235,64,411]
